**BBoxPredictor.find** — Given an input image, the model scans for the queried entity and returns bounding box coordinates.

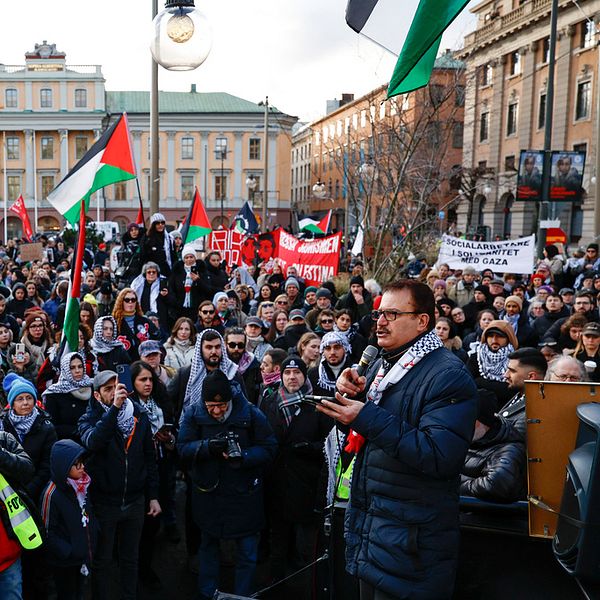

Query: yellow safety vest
[335,456,356,502]
[0,472,42,550]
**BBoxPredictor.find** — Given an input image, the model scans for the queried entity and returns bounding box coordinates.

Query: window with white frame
[506,102,518,136]
[41,137,54,159]
[7,175,21,201]
[181,175,194,201]
[41,175,54,199]
[40,88,53,108]
[75,136,88,160]
[181,137,194,160]
[5,89,17,108]
[6,137,19,160]
[74,89,87,108]
[249,138,261,160]
[576,80,591,120]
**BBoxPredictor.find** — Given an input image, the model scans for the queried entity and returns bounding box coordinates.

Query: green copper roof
[434,51,465,70]
[106,90,275,114]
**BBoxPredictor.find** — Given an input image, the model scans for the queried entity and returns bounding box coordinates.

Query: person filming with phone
[317,280,477,600]
[77,370,161,600]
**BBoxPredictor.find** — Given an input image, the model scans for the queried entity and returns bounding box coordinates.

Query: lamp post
[215,145,227,226]
[149,0,212,216]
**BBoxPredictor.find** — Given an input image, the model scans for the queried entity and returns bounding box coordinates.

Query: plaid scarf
[277,380,312,427]
[6,407,39,441]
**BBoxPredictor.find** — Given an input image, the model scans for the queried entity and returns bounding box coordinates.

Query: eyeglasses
[146,270,157,275]
[261,303,274,308]
[123,297,137,303]
[201,309,215,315]
[276,300,289,305]
[553,373,580,382]
[320,319,334,324]
[227,342,246,350]
[371,309,419,322]
[29,323,44,328]
[205,402,229,410]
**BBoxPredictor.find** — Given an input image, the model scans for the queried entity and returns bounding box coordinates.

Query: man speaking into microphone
[317,280,477,600]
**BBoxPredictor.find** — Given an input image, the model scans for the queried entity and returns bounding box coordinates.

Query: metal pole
[536,0,559,258]
[32,131,38,233]
[150,0,160,217]
[262,96,269,230]
[220,151,225,225]
[2,132,7,243]
[595,32,600,237]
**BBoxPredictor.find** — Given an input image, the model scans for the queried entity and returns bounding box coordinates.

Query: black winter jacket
[77,399,159,506]
[44,389,93,441]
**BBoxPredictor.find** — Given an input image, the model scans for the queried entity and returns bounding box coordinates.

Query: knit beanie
[350,275,364,287]
[202,370,232,404]
[281,356,308,379]
[505,295,523,310]
[304,286,318,299]
[150,212,166,224]
[182,244,196,259]
[6,374,37,407]
[285,278,299,290]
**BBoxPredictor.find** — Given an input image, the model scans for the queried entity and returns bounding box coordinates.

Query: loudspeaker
[553,402,600,582]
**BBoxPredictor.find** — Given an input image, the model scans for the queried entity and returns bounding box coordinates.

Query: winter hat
[304,286,318,298]
[545,244,559,258]
[150,212,166,224]
[6,374,37,406]
[202,370,232,404]
[316,288,332,299]
[281,356,307,379]
[83,293,98,307]
[127,222,140,231]
[139,340,162,357]
[504,295,523,310]
[433,279,446,289]
[538,285,554,294]
[285,278,299,290]
[182,244,196,259]
[100,282,112,295]
[350,275,365,287]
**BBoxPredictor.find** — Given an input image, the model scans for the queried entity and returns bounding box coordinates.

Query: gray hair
[142,262,160,276]
[545,356,588,382]
[364,278,382,297]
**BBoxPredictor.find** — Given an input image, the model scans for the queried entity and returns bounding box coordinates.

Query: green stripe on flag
[63,296,80,353]
[185,224,211,243]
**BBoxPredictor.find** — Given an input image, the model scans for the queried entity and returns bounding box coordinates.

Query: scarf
[503,313,519,335]
[99,397,135,439]
[90,317,122,354]
[22,334,48,369]
[262,369,281,386]
[182,329,238,413]
[246,335,264,352]
[66,472,91,514]
[43,352,94,397]
[477,342,515,382]
[6,407,39,441]
[140,396,164,436]
[183,266,193,308]
[131,275,160,313]
[237,351,255,375]
[345,330,443,454]
[277,380,312,427]
[317,332,351,392]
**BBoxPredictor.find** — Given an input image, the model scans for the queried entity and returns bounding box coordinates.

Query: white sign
[437,234,536,274]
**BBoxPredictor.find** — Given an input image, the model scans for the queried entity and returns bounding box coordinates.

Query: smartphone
[116,364,132,392]
[15,343,25,362]
[190,265,198,275]
[159,279,168,291]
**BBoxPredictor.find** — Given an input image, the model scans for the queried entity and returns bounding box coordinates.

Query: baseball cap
[93,370,118,391]
[559,288,575,295]
[289,309,305,321]
[139,340,162,357]
[245,316,263,327]
[582,323,600,337]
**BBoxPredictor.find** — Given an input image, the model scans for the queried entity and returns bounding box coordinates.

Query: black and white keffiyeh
[90,317,123,354]
[141,396,164,436]
[43,352,94,397]
[131,275,160,313]
[182,329,238,412]
[99,397,136,438]
[5,406,39,441]
[317,332,351,392]
[476,342,515,382]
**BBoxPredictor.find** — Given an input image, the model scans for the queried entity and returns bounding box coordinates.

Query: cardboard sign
[19,242,44,262]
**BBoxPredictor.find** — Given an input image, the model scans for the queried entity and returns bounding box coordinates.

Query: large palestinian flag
[47,113,137,225]
[299,210,332,235]
[180,187,212,243]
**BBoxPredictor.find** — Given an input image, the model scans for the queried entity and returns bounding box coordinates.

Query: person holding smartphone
[78,370,161,600]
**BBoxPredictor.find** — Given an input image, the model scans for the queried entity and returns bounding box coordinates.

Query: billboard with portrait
[550,151,585,201]
[516,150,544,201]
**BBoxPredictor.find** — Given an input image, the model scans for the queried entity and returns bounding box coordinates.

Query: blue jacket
[177,382,277,539]
[77,398,159,507]
[345,347,477,599]
[40,439,99,567]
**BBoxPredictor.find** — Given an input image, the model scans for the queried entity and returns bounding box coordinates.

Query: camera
[224,431,243,466]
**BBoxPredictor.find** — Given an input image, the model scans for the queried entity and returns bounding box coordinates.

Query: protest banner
[437,234,536,274]
[272,229,342,286]
[19,242,44,262]
[208,229,244,267]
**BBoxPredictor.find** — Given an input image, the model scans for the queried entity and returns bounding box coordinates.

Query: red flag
[9,195,34,241]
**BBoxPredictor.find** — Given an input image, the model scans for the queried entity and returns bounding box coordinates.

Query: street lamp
[214,144,227,227]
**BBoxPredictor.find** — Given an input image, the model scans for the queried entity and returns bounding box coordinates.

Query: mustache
[376,329,390,335]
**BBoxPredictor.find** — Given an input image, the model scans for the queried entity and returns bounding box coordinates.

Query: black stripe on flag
[346,0,380,32]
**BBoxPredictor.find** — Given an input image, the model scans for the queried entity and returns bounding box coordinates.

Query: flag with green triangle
[299,210,332,234]
[47,113,137,225]
[180,187,212,243]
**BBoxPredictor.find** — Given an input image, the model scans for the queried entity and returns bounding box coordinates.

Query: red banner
[208,229,244,267]
[273,229,342,286]
[9,195,33,241]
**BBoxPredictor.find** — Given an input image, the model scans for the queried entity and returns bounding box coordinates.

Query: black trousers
[359,579,398,600]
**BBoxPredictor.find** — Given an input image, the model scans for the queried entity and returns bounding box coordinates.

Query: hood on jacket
[480,319,519,350]
[50,439,87,487]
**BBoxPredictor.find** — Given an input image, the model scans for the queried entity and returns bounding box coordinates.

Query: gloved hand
[208,437,228,457]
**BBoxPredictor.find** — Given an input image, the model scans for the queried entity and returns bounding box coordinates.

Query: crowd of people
[0,216,596,600]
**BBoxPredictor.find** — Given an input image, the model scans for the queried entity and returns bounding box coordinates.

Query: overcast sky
[2,0,478,123]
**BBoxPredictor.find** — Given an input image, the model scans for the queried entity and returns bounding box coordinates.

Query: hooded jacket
[40,439,99,567]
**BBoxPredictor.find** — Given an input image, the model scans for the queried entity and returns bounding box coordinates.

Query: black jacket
[96,345,131,373]
[273,324,310,353]
[44,390,93,442]
[141,232,176,277]
[77,398,159,506]
[200,258,229,296]
[532,306,571,340]
[168,259,210,320]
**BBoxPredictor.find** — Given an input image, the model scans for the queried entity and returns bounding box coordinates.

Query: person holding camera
[178,369,277,600]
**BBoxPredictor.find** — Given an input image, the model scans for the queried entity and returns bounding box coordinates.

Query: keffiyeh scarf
[131,275,160,313]
[183,266,194,308]
[43,352,94,397]
[5,406,39,441]
[317,332,351,392]
[99,397,136,439]
[141,396,164,436]
[503,313,519,335]
[345,329,443,454]
[90,317,122,354]
[477,343,515,382]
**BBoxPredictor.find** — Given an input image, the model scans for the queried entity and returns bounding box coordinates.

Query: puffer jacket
[344,347,477,599]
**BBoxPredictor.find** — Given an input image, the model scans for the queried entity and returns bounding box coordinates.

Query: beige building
[459,0,600,243]
[0,41,296,238]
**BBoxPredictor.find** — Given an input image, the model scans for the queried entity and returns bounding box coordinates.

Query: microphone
[356,345,379,377]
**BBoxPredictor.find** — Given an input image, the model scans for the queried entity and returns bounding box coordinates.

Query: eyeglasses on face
[554,373,580,382]
[371,309,419,322]
[261,303,274,308]
[123,297,137,303]
[320,319,334,324]
[227,342,246,350]
[146,270,158,275]
[276,300,289,304]
[201,309,215,315]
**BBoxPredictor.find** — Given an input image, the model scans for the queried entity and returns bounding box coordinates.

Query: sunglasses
[227,342,246,350]
[320,319,334,324]
[261,303,274,308]
[201,309,215,315]
[276,300,289,304]
[146,270,158,274]
[123,297,137,303]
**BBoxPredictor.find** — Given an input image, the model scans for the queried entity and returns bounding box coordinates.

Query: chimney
[190,84,197,93]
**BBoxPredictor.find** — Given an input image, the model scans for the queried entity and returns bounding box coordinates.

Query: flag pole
[32,131,38,234]
[2,132,7,243]
[135,178,145,227]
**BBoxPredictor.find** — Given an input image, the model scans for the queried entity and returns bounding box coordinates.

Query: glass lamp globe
[150,1,212,71]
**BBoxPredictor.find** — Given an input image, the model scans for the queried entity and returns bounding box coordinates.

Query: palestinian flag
[345,0,468,97]
[47,113,137,225]
[180,187,212,243]
[63,203,87,353]
[299,210,332,234]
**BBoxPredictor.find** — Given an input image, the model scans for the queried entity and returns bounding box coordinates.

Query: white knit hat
[150,212,166,224]
[182,244,196,259]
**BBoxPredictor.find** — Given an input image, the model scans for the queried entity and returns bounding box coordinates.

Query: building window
[576,81,591,120]
[215,136,228,157]
[181,137,194,160]
[360,110,366,127]
[581,20,595,49]
[249,138,261,160]
[6,137,19,160]
[507,102,518,136]
[5,89,17,108]
[455,85,465,107]
[41,137,54,160]
[538,94,546,129]
[75,136,88,160]
[509,51,521,76]
[430,84,445,107]
[215,175,227,199]
[74,89,87,108]
[40,88,53,108]
[573,142,587,155]
[505,155,516,171]
[114,182,127,200]
[480,111,489,142]
[7,176,20,201]
[452,123,464,149]
[41,175,54,199]
[481,64,493,86]
[181,175,194,201]
[542,37,550,63]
